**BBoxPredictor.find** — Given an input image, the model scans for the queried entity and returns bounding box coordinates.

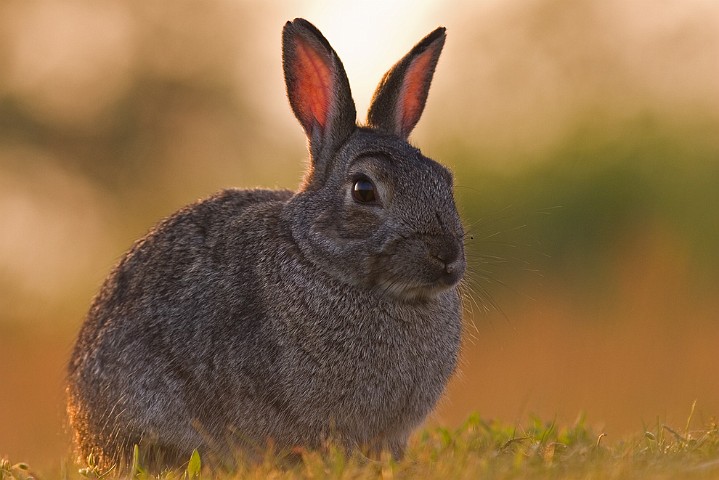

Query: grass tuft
[2,413,719,479]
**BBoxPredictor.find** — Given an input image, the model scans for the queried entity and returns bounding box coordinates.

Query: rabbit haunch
[67,18,465,470]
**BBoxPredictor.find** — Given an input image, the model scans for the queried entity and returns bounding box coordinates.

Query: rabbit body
[68,19,465,469]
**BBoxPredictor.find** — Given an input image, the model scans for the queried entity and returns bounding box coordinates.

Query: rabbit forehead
[338,129,453,187]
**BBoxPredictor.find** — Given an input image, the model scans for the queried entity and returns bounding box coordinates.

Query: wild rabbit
[67,18,465,469]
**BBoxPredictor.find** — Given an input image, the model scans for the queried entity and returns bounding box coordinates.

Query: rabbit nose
[444,257,463,275]
[429,238,464,278]
[431,236,460,261]
[432,250,456,271]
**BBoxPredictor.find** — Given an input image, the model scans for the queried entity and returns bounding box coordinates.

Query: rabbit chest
[257,228,463,440]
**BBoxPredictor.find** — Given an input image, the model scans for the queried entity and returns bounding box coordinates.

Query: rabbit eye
[352,178,376,203]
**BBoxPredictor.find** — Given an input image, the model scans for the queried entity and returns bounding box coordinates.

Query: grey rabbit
[67,18,465,470]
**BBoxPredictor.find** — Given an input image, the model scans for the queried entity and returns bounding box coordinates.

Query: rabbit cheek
[373,241,431,300]
[311,208,379,240]
[338,208,382,239]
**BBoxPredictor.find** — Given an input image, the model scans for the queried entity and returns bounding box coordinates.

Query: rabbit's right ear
[283,19,357,184]
[367,27,446,139]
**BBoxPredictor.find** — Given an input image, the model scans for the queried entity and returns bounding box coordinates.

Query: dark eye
[352,178,376,203]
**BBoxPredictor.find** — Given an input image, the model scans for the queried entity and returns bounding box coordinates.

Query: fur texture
[67,18,465,470]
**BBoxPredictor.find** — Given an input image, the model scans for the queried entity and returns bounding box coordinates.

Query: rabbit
[67,18,465,470]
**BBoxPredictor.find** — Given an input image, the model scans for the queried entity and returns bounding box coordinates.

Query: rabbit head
[282,19,465,302]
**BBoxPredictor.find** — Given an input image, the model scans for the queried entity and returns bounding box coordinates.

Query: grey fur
[67,18,464,470]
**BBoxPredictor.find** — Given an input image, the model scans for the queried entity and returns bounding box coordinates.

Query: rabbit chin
[374,276,458,302]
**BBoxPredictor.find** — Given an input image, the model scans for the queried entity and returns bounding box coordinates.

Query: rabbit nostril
[431,253,449,265]
[429,238,465,283]
[446,256,466,275]
[432,253,460,273]
[433,248,458,265]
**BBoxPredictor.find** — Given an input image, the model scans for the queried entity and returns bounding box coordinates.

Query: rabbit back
[67,188,294,466]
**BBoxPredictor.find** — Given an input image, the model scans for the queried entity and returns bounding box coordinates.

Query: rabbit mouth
[375,278,454,302]
[374,266,463,302]
[371,236,465,301]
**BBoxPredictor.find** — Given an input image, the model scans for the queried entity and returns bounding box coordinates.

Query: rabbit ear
[367,27,446,139]
[283,19,357,178]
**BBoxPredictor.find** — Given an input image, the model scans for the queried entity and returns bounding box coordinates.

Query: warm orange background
[2,0,718,472]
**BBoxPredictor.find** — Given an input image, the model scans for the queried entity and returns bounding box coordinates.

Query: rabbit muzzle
[426,233,466,287]
[375,232,465,301]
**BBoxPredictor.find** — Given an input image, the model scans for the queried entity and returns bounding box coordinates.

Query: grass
[2,410,719,480]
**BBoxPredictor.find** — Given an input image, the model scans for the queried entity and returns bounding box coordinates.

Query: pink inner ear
[397,45,436,135]
[293,38,333,129]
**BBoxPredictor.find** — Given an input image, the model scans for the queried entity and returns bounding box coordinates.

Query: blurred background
[1,0,718,471]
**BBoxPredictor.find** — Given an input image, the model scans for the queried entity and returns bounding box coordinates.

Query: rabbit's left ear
[367,27,446,139]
